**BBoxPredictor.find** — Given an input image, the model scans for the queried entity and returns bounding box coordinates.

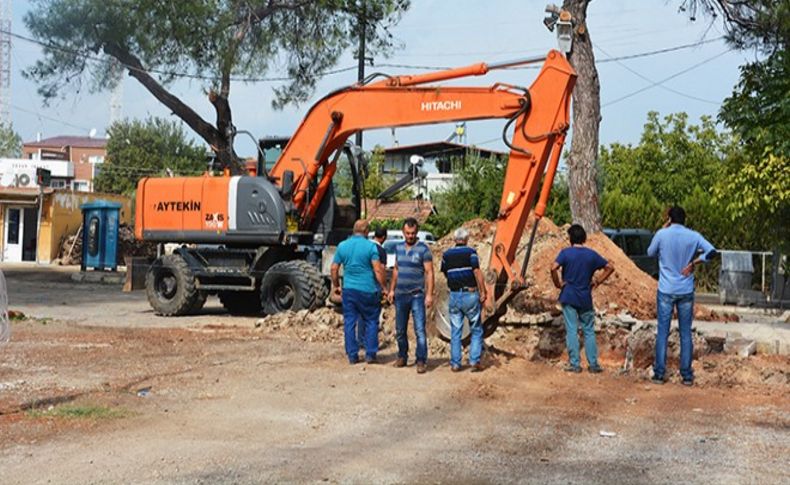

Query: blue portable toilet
[80,200,122,271]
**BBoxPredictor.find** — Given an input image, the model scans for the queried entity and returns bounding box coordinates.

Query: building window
[73,180,90,192]
[89,155,105,164]
[50,179,67,189]
[93,164,102,179]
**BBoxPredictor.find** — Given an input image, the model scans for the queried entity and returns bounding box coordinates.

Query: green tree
[0,122,22,158]
[24,0,410,172]
[598,111,770,251]
[680,1,790,248]
[94,118,208,195]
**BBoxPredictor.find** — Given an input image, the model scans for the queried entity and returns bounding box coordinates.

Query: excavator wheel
[261,261,322,315]
[432,287,500,344]
[145,254,201,316]
[218,290,262,315]
[290,260,329,308]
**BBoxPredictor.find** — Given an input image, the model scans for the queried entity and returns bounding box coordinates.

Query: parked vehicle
[368,229,436,245]
[603,228,658,278]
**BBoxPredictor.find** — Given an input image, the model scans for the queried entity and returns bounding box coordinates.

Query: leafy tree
[0,122,22,158]
[24,0,410,172]
[598,111,772,251]
[333,146,408,200]
[427,153,570,238]
[94,118,208,195]
[680,1,790,248]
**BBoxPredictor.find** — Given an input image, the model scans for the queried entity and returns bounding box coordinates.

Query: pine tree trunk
[563,0,602,233]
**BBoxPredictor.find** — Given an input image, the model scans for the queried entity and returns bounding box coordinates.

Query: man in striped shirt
[441,227,487,372]
[387,218,434,374]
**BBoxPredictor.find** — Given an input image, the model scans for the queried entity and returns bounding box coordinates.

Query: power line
[0,28,357,83]
[602,49,732,108]
[595,44,722,105]
[10,103,91,131]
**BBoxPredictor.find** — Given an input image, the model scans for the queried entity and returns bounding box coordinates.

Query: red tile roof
[363,199,434,223]
[24,136,108,149]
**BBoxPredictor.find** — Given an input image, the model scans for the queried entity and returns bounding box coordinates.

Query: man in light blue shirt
[331,220,387,365]
[646,206,717,386]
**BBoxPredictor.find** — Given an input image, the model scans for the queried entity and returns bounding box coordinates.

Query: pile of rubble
[432,215,735,322]
[56,224,157,266]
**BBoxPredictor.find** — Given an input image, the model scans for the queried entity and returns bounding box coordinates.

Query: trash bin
[80,200,122,271]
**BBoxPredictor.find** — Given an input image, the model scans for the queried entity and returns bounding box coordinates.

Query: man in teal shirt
[331,220,387,364]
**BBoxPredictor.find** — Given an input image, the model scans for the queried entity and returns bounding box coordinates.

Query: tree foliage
[94,118,208,195]
[680,1,790,249]
[0,122,22,158]
[598,111,777,251]
[427,154,570,238]
[24,0,410,171]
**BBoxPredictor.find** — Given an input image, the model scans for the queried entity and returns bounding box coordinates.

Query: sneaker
[365,356,378,364]
[682,379,694,387]
[563,365,582,373]
[470,363,484,373]
[588,366,603,374]
[416,362,427,374]
[394,358,406,368]
[450,365,462,372]
[651,375,665,385]
[349,356,360,365]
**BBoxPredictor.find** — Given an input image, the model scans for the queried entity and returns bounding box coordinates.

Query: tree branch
[102,42,223,149]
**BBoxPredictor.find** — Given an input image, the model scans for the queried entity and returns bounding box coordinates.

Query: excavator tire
[218,290,262,315]
[290,260,328,308]
[189,291,208,314]
[145,254,200,316]
[261,261,322,315]
[432,287,499,344]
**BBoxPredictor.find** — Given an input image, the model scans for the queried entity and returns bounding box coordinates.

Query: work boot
[588,365,603,374]
[416,362,427,374]
[563,365,582,373]
[651,375,665,385]
[470,363,484,373]
[450,365,462,372]
[394,357,406,368]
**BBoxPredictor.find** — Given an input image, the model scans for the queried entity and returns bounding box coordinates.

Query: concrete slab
[693,320,790,356]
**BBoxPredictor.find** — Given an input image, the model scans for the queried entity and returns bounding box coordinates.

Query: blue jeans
[561,304,599,369]
[342,288,381,362]
[449,291,483,367]
[654,291,695,381]
[394,292,427,363]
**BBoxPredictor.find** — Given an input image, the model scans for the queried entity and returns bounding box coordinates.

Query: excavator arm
[270,50,576,323]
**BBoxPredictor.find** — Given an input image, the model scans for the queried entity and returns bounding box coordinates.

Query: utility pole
[0,0,11,123]
[355,2,367,148]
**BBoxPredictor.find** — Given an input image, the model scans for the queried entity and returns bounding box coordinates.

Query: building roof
[24,136,108,149]
[382,141,505,158]
[363,199,434,223]
[0,187,55,198]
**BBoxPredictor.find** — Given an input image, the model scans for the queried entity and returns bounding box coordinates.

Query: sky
[5,0,754,158]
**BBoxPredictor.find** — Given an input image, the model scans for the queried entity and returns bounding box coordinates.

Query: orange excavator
[135,49,575,339]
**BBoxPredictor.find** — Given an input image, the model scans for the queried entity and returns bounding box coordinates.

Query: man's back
[647,224,715,295]
[556,246,607,310]
[334,235,379,292]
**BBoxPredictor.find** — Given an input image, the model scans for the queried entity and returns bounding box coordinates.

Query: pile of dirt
[432,215,734,322]
[57,224,157,266]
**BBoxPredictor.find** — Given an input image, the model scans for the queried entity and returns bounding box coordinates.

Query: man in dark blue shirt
[441,227,488,372]
[551,224,615,373]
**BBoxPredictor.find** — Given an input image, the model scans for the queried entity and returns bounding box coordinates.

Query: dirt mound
[432,215,733,322]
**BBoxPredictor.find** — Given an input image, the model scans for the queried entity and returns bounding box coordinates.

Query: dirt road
[1,266,788,483]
